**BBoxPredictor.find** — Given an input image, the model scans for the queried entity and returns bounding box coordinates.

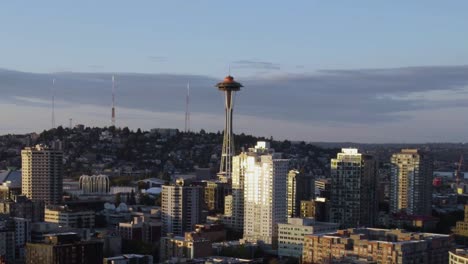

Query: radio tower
[52,78,56,129]
[185,82,190,132]
[215,75,243,181]
[111,75,116,127]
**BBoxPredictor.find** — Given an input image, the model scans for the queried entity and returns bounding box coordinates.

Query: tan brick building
[302,228,452,264]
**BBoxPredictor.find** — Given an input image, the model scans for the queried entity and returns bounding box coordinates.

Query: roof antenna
[228,64,231,76]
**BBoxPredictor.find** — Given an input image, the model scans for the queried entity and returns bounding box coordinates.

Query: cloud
[232,60,281,70]
[148,56,167,62]
[2,65,468,142]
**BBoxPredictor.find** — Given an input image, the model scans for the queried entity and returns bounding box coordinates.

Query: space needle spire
[215,75,243,181]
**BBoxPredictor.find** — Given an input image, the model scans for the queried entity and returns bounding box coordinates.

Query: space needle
[215,75,243,181]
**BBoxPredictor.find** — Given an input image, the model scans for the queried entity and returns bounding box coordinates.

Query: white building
[21,145,63,205]
[278,217,338,259]
[243,141,289,249]
[161,179,203,236]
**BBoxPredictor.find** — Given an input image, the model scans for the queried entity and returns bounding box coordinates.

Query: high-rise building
[204,180,231,213]
[0,217,15,263]
[25,233,103,264]
[287,170,314,218]
[302,228,452,264]
[243,142,289,249]
[21,145,63,205]
[161,179,203,236]
[390,149,433,216]
[300,197,330,222]
[330,148,378,228]
[13,217,31,262]
[314,178,331,199]
[226,152,248,232]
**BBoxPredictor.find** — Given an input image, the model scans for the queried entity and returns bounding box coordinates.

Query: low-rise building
[160,233,212,262]
[450,249,468,264]
[278,217,339,259]
[453,205,468,244]
[0,195,44,222]
[104,254,153,264]
[44,205,95,228]
[188,223,226,243]
[117,216,161,243]
[302,228,453,264]
[25,233,103,264]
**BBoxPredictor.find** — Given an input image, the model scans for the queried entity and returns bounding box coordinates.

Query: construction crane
[456,154,464,186]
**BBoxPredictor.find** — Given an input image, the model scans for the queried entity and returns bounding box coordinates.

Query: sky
[1,1,468,143]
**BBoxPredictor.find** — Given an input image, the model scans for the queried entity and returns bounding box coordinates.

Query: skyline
[1,1,468,142]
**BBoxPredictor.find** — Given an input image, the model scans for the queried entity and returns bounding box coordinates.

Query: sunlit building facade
[243,142,289,249]
[21,145,63,205]
[390,149,433,216]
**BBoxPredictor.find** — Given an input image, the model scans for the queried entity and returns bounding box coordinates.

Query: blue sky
[1,1,468,142]
[2,1,468,75]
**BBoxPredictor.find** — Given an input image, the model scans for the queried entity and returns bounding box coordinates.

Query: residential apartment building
[302,228,452,264]
[21,145,63,205]
[243,141,289,249]
[287,170,314,218]
[161,179,203,236]
[330,148,378,228]
[278,217,338,259]
[390,149,433,216]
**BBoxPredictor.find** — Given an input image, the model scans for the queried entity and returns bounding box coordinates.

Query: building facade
[104,254,153,264]
[278,217,338,259]
[117,216,161,243]
[0,195,44,222]
[302,228,452,264]
[330,148,378,228]
[226,152,248,232]
[243,141,289,249]
[450,249,468,264]
[21,145,63,205]
[25,233,103,264]
[390,149,433,216]
[44,206,95,228]
[160,233,212,262]
[161,179,203,236]
[287,170,314,218]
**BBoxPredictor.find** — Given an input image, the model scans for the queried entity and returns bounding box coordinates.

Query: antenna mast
[112,75,116,127]
[185,82,190,132]
[52,78,56,129]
